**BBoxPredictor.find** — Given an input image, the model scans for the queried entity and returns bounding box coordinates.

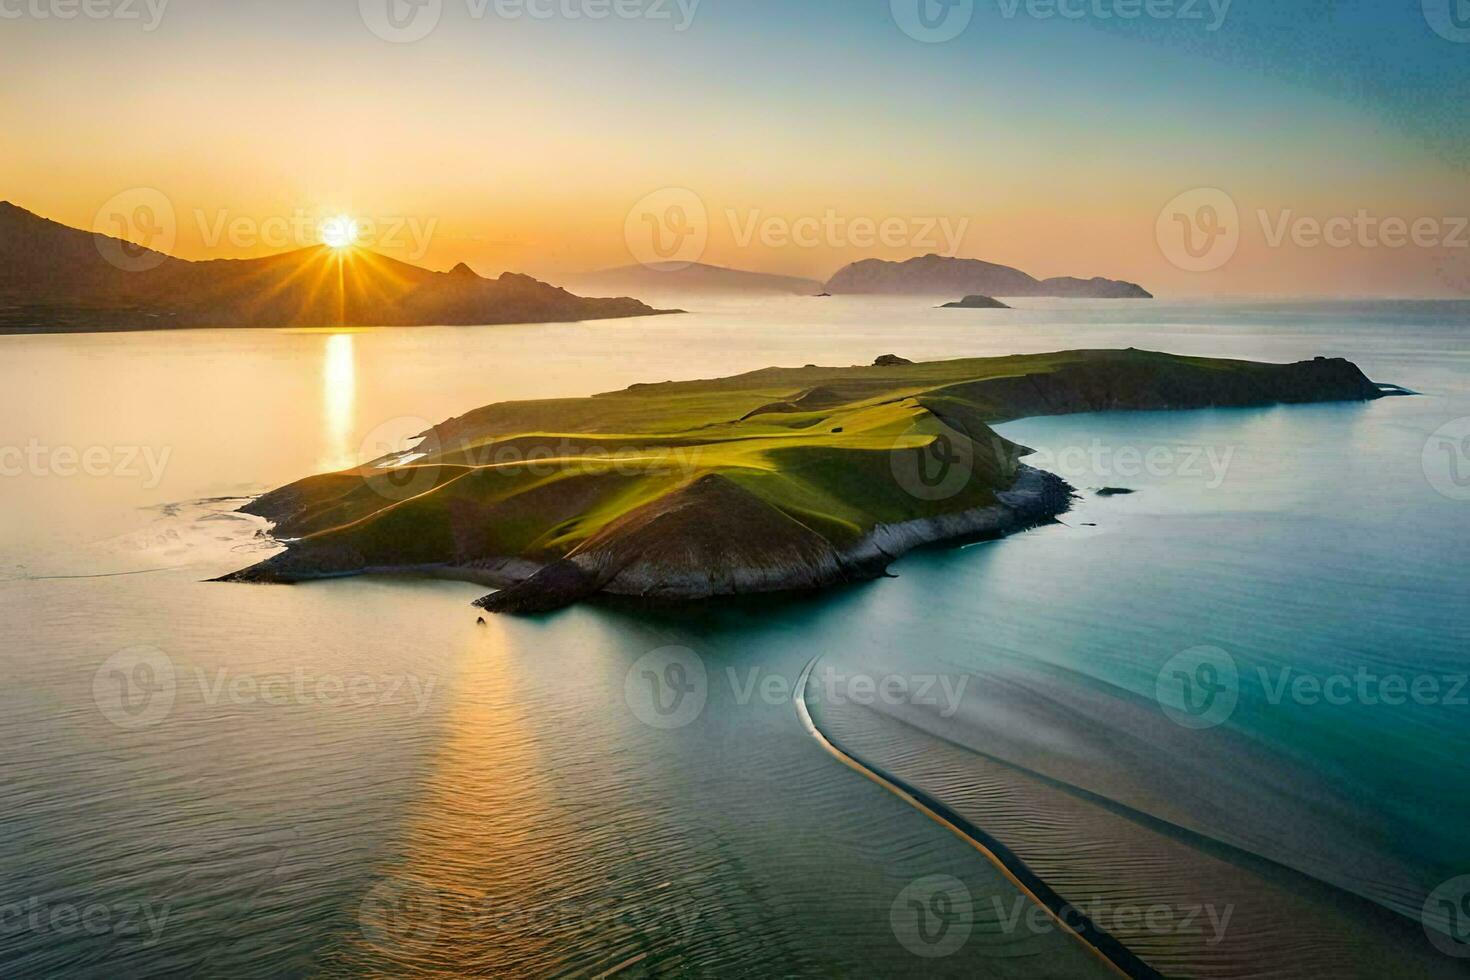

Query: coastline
[221,464,1075,612]
[477,464,1072,612]
[223,349,1390,614]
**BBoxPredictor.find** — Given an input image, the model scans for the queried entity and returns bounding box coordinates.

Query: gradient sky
[2,0,1467,296]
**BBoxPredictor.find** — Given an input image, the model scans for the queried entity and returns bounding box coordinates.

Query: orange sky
[3,3,1466,297]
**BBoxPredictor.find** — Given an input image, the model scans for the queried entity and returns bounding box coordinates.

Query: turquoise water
[1,298,1467,975]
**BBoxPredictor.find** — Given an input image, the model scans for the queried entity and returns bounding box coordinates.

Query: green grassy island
[226,349,1389,613]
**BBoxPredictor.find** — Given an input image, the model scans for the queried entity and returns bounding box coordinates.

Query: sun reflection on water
[321,333,357,472]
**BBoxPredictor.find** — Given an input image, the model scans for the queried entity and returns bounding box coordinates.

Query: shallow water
[2,297,1467,975]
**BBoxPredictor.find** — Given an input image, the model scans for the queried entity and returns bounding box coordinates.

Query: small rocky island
[940,295,1010,309]
[225,350,1389,613]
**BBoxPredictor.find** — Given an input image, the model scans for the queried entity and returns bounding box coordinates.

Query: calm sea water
[1,298,1467,976]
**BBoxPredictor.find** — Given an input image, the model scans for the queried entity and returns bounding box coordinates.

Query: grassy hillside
[229,349,1384,611]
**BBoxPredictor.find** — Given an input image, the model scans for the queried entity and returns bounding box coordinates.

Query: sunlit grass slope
[229,349,1383,610]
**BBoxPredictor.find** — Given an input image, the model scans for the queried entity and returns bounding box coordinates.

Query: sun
[320,214,359,249]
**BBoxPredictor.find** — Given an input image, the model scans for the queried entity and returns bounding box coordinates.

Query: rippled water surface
[2,298,1467,976]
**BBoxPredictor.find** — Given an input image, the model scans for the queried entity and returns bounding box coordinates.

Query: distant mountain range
[0,202,671,333]
[576,254,1151,300]
[825,254,1152,298]
[568,262,825,296]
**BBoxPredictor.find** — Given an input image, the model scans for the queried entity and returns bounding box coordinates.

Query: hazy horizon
[4,0,1468,298]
